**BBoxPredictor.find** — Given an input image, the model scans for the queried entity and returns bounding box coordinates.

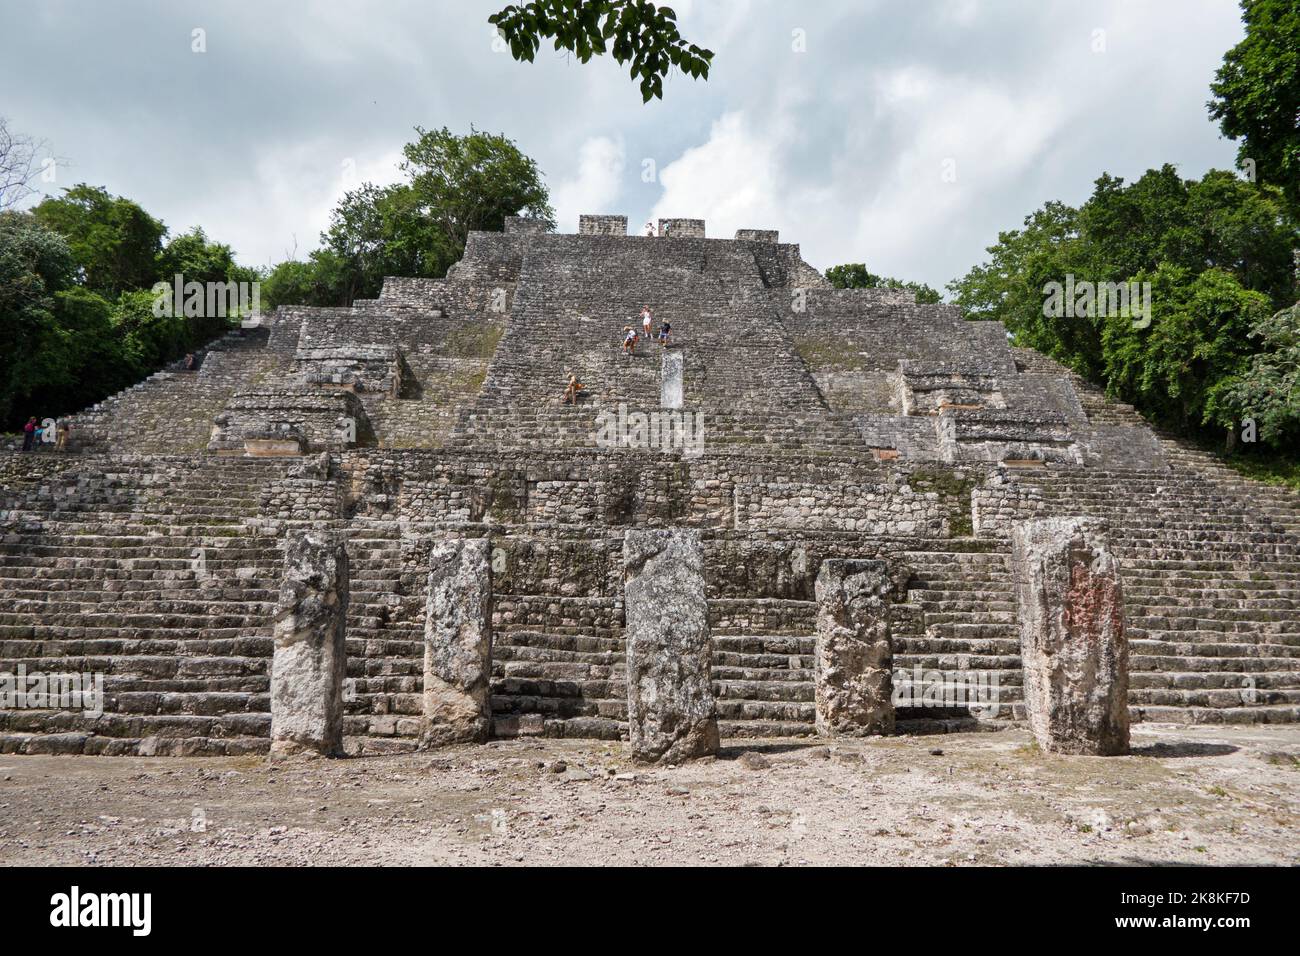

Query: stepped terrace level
[1,214,1297,755]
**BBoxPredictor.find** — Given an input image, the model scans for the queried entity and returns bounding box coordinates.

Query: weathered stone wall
[335,449,951,534]
[972,473,1047,537]
[578,214,628,236]
[504,216,550,235]
[658,218,706,238]
[0,212,1294,758]
[209,388,374,453]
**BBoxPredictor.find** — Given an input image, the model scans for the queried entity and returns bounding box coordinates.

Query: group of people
[560,305,676,405]
[19,416,71,452]
[622,305,672,356]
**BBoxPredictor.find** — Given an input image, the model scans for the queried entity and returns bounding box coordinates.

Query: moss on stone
[445,323,504,360]
[794,336,870,372]
[907,467,977,537]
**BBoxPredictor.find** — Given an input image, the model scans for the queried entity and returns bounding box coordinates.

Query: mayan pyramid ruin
[2,213,1298,756]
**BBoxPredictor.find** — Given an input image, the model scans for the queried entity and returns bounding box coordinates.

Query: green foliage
[488,0,713,101]
[49,287,131,410]
[402,126,554,251]
[32,184,165,298]
[266,127,553,308]
[318,182,455,301]
[2,194,253,427]
[1208,0,1300,213]
[825,263,943,303]
[1224,303,1300,444]
[0,211,78,422]
[109,288,167,370]
[948,165,1299,447]
[261,258,330,309]
[1100,265,1271,433]
[1222,451,1300,492]
[0,212,137,423]
[160,226,259,288]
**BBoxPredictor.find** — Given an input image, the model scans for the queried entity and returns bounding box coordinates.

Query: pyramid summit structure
[2,213,1298,755]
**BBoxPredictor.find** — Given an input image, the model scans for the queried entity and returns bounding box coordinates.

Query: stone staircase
[67,328,283,455]
[0,456,288,753]
[2,218,1298,755]
[1004,466,1300,722]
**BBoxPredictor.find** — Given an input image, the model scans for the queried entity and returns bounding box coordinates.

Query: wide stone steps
[1131,687,1300,707]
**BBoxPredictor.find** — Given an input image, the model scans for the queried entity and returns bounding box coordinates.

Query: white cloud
[551,135,627,232]
[0,0,1245,287]
[649,112,787,238]
[175,140,404,267]
[846,70,1065,276]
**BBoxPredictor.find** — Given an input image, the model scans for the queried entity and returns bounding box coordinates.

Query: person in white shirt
[641,306,653,341]
[644,221,656,237]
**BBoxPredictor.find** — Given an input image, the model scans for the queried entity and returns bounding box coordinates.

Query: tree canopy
[33,184,165,299]
[2,179,260,428]
[948,166,1299,450]
[825,263,942,303]
[489,0,713,101]
[265,127,554,308]
[1208,0,1300,213]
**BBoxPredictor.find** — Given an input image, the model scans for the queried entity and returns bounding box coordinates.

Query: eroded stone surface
[661,351,684,409]
[422,538,493,747]
[4,216,1294,760]
[813,559,894,736]
[1012,517,1129,756]
[623,529,719,763]
[270,531,348,757]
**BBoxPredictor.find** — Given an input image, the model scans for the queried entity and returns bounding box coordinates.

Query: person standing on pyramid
[644,221,656,237]
[20,416,37,452]
[641,306,653,341]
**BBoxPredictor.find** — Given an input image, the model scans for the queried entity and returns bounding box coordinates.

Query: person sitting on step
[562,373,583,405]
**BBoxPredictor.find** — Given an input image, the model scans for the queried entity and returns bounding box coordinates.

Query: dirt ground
[1,723,1297,866]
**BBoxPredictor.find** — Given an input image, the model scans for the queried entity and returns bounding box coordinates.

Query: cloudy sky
[1,0,1246,291]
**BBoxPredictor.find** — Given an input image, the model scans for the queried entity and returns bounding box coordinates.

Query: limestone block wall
[899,364,1006,415]
[504,216,550,235]
[971,474,1048,536]
[295,346,407,396]
[734,479,946,534]
[854,415,942,459]
[375,277,516,315]
[938,409,1082,465]
[579,214,628,235]
[329,449,969,538]
[658,218,706,238]
[260,456,346,523]
[209,388,374,453]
